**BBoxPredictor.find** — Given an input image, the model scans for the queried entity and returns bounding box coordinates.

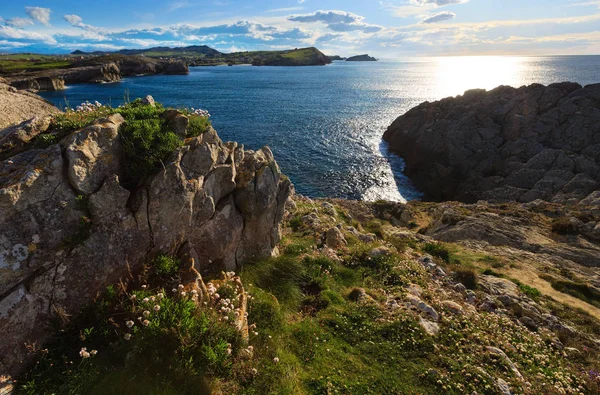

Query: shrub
[455,269,478,289]
[519,283,542,299]
[187,115,211,137]
[151,255,180,277]
[482,268,503,277]
[551,217,580,235]
[289,215,302,231]
[422,243,451,263]
[119,117,181,185]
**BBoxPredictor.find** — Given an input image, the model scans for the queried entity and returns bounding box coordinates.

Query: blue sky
[0,1,599,56]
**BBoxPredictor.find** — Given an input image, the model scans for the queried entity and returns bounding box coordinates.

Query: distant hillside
[72,45,222,58]
[245,47,331,66]
[69,46,331,66]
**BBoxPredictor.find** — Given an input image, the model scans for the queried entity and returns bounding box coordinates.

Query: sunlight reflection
[434,56,526,98]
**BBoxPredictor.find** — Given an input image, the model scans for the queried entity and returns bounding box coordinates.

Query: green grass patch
[541,275,600,309]
[422,242,451,263]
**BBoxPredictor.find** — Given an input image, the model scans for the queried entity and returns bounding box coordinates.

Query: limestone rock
[407,294,439,321]
[65,113,125,194]
[0,114,292,377]
[383,82,600,204]
[419,317,440,336]
[442,300,464,315]
[0,80,60,130]
[0,116,52,156]
[142,95,155,107]
[161,110,189,139]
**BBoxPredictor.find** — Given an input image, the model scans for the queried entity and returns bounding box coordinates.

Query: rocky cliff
[0,97,291,377]
[0,78,60,129]
[383,82,600,205]
[5,56,189,92]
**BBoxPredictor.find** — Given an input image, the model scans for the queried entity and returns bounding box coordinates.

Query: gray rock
[519,316,538,331]
[496,378,512,395]
[383,82,600,204]
[141,95,155,106]
[369,246,393,257]
[0,117,292,377]
[324,227,347,249]
[442,300,464,315]
[419,317,440,336]
[65,113,125,194]
[408,294,439,321]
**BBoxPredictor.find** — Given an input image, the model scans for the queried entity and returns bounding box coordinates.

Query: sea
[40,56,600,202]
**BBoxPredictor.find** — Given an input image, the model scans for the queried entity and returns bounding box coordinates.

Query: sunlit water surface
[41,56,600,202]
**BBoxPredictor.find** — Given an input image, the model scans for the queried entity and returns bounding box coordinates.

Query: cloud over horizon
[421,11,456,23]
[0,3,598,56]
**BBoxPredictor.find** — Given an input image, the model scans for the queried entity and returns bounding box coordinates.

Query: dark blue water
[41,56,600,202]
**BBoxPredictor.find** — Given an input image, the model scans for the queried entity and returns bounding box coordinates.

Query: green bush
[455,269,478,289]
[520,283,542,299]
[151,255,180,277]
[119,117,181,185]
[422,243,451,263]
[187,115,211,137]
[551,217,579,235]
[482,268,503,277]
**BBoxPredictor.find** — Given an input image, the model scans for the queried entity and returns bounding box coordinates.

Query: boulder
[383,82,600,204]
[419,317,440,336]
[407,294,439,321]
[0,114,292,377]
[324,227,348,249]
[65,113,125,194]
[0,80,60,130]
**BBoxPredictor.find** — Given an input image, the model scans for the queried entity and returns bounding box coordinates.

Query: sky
[0,1,599,56]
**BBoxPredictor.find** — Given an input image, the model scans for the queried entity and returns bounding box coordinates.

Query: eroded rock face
[0,80,60,130]
[383,82,600,205]
[0,112,291,377]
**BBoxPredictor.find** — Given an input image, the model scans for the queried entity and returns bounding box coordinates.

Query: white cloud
[64,14,101,32]
[289,10,363,24]
[0,25,57,44]
[25,7,52,26]
[288,10,382,33]
[6,17,34,28]
[421,11,456,23]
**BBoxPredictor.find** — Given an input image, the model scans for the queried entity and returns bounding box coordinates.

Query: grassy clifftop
[14,196,600,394]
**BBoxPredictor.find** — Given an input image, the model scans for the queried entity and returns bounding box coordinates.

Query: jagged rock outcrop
[0,79,60,129]
[383,82,600,205]
[5,57,189,92]
[0,101,291,376]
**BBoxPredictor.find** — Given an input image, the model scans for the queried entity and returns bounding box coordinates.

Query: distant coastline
[0,46,381,92]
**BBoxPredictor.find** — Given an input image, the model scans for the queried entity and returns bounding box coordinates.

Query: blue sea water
[40,56,600,202]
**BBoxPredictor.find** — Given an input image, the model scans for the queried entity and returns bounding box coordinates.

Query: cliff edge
[0,97,291,377]
[0,78,60,129]
[383,82,600,204]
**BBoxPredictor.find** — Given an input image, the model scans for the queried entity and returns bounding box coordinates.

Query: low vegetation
[15,199,600,394]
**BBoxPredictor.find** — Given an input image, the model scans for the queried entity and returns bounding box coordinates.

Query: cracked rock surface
[0,113,291,376]
[383,82,600,204]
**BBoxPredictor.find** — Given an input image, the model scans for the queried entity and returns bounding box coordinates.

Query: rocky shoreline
[0,84,599,393]
[3,56,189,92]
[383,82,600,205]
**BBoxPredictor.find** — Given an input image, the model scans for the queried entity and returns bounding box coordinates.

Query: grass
[541,275,600,309]
[12,178,600,394]
[422,242,451,263]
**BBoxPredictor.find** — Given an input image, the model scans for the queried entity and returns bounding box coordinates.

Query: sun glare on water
[433,56,527,98]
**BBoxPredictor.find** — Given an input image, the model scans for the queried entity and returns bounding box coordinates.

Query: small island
[346,54,378,62]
